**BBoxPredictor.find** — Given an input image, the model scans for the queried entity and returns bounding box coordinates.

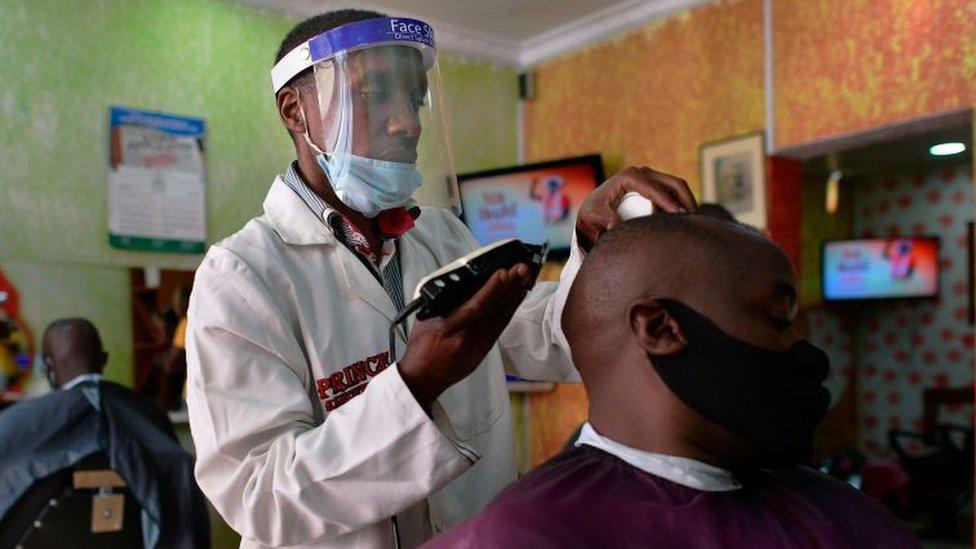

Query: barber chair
[0,452,143,548]
[887,386,974,540]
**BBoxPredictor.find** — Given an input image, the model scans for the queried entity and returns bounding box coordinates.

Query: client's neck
[587,395,736,470]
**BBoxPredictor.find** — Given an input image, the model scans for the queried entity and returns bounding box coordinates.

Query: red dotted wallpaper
[809,163,974,457]
[804,308,854,411]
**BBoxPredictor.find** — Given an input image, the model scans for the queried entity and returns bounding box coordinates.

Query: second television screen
[458,155,603,252]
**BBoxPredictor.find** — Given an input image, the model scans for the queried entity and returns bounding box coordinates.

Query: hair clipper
[412,239,549,320]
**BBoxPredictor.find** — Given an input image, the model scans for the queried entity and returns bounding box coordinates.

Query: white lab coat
[186,177,582,548]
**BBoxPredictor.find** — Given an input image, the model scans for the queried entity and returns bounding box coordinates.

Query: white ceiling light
[929,142,966,156]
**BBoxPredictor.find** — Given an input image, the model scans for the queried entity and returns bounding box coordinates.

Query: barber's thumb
[511,264,532,287]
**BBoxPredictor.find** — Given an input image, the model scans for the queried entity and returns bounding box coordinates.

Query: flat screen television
[822,237,940,302]
[457,155,604,257]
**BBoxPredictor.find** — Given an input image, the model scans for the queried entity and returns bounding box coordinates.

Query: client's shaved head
[562,214,801,466]
[564,214,795,370]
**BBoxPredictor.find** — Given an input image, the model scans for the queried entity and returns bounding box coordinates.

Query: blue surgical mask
[314,151,422,218]
[300,104,422,218]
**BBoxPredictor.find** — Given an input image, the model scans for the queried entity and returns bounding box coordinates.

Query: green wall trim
[109,234,206,254]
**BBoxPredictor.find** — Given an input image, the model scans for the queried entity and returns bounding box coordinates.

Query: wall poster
[108,106,206,253]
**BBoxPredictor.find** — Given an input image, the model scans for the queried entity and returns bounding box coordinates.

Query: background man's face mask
[272,17,461,220]
[651,299,831,467]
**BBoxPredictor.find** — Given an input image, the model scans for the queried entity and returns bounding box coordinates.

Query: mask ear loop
[300,53,353,182]
[297,101,327,156]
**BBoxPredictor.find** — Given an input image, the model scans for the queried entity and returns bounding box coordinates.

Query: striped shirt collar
[281,162,395,268]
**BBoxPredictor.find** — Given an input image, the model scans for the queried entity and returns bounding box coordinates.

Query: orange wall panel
[773,0,976,148]
[527,384,589,466]
[522,0,976,468]
[525,0,765,194]
[523,0,765,466]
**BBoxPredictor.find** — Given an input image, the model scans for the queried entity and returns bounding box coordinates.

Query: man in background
[166,283,191,403]
[0,318,209,547]
[136,283,192,409]
[428,214,918,548]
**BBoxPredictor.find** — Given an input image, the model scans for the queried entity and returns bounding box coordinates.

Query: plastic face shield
[271,18,461,215]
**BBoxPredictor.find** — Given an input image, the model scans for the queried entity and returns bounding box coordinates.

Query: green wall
[0,0,519,386]
[800,174,856,305]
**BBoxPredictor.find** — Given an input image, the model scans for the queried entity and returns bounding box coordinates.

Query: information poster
[108,106,206,253]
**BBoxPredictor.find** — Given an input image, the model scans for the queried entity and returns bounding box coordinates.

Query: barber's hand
[398,264,533,407]
[576,166,697,252]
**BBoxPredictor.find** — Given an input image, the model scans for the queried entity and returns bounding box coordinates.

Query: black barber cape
[0,380,209,547]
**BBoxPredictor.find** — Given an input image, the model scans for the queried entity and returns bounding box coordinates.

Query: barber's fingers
[589,199,623,231]
[463,264,531,344]
[639,167,697,212]
[488,265,531,317]
[483,285,529,341]
[479,264,532,329]
[444,266,528,332]
[444,269,507,330]
[479,280,530,345]
[575,199,622,252]
[508,263,533,289]
[614,166,695,214]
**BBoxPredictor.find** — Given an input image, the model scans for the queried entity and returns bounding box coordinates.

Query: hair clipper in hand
[412,239,549,320]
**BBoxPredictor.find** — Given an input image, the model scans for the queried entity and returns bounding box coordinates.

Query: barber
[186,9,696,548]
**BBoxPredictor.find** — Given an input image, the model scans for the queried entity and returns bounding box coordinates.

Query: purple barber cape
[425,445,920,549]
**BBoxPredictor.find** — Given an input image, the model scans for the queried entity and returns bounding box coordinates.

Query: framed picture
[700,132,767,229]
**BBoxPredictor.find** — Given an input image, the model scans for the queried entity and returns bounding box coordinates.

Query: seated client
[427,214,918,548]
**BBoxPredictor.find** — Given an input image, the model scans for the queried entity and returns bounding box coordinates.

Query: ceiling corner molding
[518,0,711,67]
[232,0,715,68]
[433,23,523,66]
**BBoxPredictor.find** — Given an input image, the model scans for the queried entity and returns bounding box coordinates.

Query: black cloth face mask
[651,299,831,467]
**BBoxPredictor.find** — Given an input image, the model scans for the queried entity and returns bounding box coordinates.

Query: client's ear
[628,298,687,356]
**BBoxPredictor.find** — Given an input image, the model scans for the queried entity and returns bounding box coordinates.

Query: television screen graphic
[822,237,940,301]
[458,156,603,252]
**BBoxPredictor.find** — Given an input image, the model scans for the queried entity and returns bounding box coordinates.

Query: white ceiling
[234,0,709,66]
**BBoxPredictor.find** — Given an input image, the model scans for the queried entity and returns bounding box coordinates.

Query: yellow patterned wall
[524,0,765,194]
[774,0,976,148]
[523,0,765,466]
[522,0,976,467]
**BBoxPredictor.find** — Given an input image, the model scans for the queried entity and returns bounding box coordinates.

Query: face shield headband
[271,17,459,222]
[271,18,450,220]
[271,17,436,95]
